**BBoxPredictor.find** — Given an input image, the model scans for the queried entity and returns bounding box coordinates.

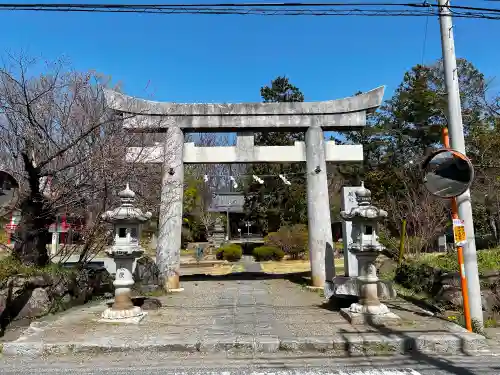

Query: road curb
[1,332,489,357]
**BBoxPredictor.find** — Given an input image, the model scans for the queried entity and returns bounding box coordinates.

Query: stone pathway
[2,278,488,357]
[240,255,262,273]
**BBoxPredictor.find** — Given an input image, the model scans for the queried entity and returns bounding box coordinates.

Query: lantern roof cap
[101,183,152,223]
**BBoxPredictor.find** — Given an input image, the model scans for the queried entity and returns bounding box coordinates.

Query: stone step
[2,330,489,357]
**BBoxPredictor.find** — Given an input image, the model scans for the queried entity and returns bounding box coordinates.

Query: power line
[0,2,498,20]
[420,2,432,64]
[0,2,497,10]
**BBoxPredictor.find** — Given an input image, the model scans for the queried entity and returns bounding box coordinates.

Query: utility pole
[438,0,483,328]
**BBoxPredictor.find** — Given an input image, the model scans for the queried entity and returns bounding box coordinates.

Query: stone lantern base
[98,263,148,324]
[340,304,401,325]
[99,306,147,324]
[339,249,401,326]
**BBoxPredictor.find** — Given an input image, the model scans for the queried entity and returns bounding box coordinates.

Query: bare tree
[183,132,244,238]
[198,210,217,238]
[383,167,448,256]
[0,55,161,266]
[185,132,244,192]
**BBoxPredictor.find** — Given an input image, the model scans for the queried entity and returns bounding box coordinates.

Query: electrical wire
[0,2,498,20]
[421,1,432,64]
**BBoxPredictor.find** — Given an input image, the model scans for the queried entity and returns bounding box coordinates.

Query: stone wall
[395,262,500,312]
[0,267,113,334]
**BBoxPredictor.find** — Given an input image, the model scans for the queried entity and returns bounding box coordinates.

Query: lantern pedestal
[99,249,147,324]
[325,277,397,300]
[340,306,401,325]
[100,306,146,324]
[340,248,400,325]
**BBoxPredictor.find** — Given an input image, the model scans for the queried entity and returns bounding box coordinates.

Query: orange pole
[442,127,472,332]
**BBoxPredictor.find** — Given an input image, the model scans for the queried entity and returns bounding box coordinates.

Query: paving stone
[1,278,491,357]
[280,337,335,352]
[254,336,280,353]
[199,336,244,352]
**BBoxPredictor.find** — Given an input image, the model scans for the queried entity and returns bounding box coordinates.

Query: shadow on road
[312,288,486,374]
[355,305,481,375]
[180,271,487,374]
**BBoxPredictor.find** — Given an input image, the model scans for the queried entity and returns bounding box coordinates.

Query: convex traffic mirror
[422,149,474,199]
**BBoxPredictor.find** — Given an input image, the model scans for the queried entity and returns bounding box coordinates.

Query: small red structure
[4,210,21,245]
[49,214,71,243]
[4,209,87,249]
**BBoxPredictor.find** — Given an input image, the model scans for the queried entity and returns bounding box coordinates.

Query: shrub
[0,255,74,282]
[378,225,428,260]
[395,261,441,294]
[415,248,500,275]
[216,244,242,262]
[215,247,223,260]
[0,230,9,245]
[252,246,284,262]
[264,224,308,259]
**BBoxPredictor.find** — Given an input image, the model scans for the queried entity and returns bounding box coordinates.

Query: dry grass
[207,263,244,275]
[182,263,243,276]
[260,258,344,274]
[231,264,245,273]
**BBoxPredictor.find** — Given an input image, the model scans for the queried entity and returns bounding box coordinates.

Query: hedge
[252,246,285,261]
[216,243,243,262]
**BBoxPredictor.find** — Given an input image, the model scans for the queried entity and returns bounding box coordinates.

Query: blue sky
[1,2,499,105]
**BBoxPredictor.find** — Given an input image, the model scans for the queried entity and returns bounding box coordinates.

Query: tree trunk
[11,152,54,267]
[12,195,53,267]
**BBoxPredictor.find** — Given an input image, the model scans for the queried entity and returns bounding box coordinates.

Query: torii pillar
[306,124,334,287]
[158,127,184,292]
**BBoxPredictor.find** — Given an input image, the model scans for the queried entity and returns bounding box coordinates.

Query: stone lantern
[339,182,400,324]
[99,183,152,324]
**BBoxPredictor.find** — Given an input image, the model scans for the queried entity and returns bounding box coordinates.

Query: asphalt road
[424,172,468,197]
[2,352,500,375]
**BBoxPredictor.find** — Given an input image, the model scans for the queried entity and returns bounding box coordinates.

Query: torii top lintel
[103,86,385,132]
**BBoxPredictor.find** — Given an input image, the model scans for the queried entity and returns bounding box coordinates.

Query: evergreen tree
[243,76,307,234]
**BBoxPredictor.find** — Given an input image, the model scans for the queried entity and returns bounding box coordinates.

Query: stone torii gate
[103,87,385,291]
